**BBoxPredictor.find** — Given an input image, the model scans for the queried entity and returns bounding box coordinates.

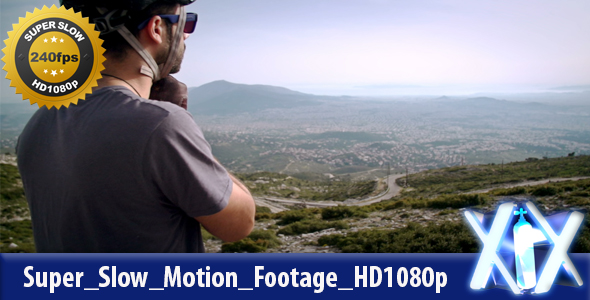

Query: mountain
[549,85,590,92]
[456,96,548,110]
[187,80,322,115]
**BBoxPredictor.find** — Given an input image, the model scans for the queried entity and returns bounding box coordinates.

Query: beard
[155,28,185,74]
[168,44,185,74]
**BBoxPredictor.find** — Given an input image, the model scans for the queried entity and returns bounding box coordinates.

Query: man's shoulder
[92,86,189,116]
[24,86,197,140]
[81,85,198,130]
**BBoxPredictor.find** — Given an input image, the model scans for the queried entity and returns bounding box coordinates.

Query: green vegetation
[488,179,590,201]
[237,172,377,201]
[491,186,528,196]
[0,220,35,253]
[318,222,479,253]
[530,185,560,197]
[255,205,274,220]
[321,206,369,220]
[2,156,589,253]
[400,156,590,197]
[1,164,33,253]
[573,219,590,253]
[256,206,271,213]
[221,229,281,253]
[353,193,490,213]
[1,164,25,202]
[278,220,349,236]
[387,194,489,210]
[275,208,319,225]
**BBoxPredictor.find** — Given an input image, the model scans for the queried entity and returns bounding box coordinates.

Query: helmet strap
[159,6,186,78]
[116,25,161,80]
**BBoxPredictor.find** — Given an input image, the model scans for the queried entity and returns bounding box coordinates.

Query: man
[16,0,255,252]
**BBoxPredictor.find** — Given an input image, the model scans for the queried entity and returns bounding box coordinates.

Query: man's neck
[94,52,153,98]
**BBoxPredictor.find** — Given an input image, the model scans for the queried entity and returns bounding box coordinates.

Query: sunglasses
[138,12,198,34]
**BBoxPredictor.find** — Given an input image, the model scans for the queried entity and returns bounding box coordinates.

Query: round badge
[2,5,105,109]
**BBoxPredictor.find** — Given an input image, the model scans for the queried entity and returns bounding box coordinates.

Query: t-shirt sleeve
[143,110,232,217]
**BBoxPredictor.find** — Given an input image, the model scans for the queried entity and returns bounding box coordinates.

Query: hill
[204,155,590,253]
[3,155,589,253]
[187,80,323,115]
[399,155,590,197]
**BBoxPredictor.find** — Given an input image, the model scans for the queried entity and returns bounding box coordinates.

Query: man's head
[60,0,195,79]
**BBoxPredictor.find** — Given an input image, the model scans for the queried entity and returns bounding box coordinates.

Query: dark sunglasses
[138,12,198,34]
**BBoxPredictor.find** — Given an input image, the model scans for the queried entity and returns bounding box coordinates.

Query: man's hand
[150,75,188,110]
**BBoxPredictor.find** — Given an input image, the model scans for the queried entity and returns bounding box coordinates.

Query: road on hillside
[350,174,405,206]
[255,174,406,212]
[255,175,590,212]
[465,176,590,194]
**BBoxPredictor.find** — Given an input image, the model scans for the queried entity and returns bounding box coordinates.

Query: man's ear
[140,16,165,45]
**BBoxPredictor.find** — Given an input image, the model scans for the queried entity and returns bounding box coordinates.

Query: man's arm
[196,174,255,242]
[145,104,254,243]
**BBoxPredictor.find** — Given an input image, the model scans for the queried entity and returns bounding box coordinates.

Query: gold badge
[2,5,105,109]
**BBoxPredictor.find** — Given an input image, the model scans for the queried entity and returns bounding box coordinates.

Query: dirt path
[279,160,295,174]
[466,176,590,194]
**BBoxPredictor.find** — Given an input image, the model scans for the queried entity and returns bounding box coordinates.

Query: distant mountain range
[549,85,590,91]
[430,96,546,110]
[187,80,324,115]
[185,81,565,115]
[1,80,584,142]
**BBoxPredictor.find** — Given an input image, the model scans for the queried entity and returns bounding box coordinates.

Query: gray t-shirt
[17,86,232,252]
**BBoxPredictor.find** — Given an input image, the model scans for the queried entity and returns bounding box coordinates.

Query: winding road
[255,174,405,212]
[255,175,590,213]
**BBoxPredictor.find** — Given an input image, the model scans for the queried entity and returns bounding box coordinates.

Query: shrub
[278,220,349,235]
[0,164,25,202]
[383,200,405,211]
[248,229,281,248]
[492,186,528,196]
[255,213,273,220]
[427,194,488,209]
[437,209,456,216]
[321,206,368,220]
[256,206,272,213]
[275,209,318,225]
[318,221,479,253]
[456,182,479,191]
[0,220,35,253]
[221,239,268,253]
[565,197,590,207]
[570,191,590,197]
[561,184,577,192]
[530,185,560,196]
[0,188,25,201]
[220,229,281,253]
[572,219,590,253]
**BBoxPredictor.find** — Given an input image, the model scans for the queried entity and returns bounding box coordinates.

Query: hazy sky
[2,0,589,97]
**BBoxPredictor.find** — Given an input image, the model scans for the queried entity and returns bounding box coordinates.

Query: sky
[2,0,590,99]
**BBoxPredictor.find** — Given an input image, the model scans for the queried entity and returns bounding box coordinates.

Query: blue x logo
[464,201,584,294]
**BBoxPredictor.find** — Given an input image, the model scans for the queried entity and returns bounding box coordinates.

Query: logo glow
[465,201,584,294]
